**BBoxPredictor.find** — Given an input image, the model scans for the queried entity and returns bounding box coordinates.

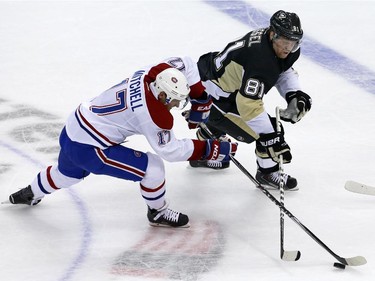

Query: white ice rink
[1,1,375,281]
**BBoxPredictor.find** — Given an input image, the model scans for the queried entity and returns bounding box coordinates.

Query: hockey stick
[199,122,366,266]
[275,107,301,261]
[345,180,375,196]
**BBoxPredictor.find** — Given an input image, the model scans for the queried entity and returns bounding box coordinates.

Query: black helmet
[270,10,303,41]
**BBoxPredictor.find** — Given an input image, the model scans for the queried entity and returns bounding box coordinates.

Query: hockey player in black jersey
[187,10,312,191]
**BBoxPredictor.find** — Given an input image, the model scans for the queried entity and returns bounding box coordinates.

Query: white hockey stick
[276,107,301,261]
[345,181,375,196]
[199,123,366,266]
[200,121,300,261]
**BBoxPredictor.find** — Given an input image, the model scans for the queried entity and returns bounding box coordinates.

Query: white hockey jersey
[65,57,206,162]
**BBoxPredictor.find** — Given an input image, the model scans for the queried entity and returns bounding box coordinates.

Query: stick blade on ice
[344,256,367,266]
[282,250,301,261]
[345,181,375,196]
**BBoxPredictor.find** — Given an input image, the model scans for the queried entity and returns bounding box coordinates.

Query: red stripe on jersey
[77,108,117,146]
[140,180,165,193]
[95,148,145,178]
[46,166,59,190]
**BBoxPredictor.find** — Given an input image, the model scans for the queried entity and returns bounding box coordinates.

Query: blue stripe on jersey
[37,173,51,194]
[74,110,109,148]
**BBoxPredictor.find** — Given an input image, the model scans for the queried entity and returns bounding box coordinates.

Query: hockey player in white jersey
[8,57,237,228]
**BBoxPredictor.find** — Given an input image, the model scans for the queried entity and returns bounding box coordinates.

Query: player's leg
[190,104,255,169]
[195,106,298,190]
[9,129,90,205]
[72,143,189,227]
[254,115,298,191]
[140,152,189,227]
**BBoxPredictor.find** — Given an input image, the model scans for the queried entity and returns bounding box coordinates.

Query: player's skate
[147,202,189,228]
[256,170,298,191]
[9,185,43,206]
[189,159,230,170]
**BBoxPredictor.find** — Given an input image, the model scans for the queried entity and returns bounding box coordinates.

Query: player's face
[166,99,181,111]
[272,34,298,59]
[159,92,188,111]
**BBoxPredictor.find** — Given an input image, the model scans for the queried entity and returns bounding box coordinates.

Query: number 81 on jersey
[244,78,265,99]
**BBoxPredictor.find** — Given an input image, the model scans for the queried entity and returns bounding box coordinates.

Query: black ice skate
[256,170,298,191]
[189,160,230,170]
[9,185,43,206]
[147,203,189,228]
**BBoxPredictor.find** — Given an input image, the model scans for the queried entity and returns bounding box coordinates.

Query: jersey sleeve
[161,56,206,99]
[141,125,206,162]
[274,67,302,99]
[180,56,206,99]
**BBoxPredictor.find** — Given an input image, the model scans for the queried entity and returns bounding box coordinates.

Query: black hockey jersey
[198,27,300,101]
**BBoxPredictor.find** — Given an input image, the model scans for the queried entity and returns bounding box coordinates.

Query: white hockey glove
[280,91,312,124]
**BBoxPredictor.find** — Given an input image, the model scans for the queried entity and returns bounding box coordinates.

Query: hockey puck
[333,262,346,269]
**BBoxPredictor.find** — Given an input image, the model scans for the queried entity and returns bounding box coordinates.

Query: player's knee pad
[140,152,165,188]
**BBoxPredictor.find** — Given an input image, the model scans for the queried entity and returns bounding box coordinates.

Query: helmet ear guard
[154,68,190,104]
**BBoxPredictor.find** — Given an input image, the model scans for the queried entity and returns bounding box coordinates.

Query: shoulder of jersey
[145,90,173,130]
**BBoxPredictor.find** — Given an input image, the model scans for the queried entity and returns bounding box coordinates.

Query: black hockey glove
[256,132,292,164]
[280,91,312,124]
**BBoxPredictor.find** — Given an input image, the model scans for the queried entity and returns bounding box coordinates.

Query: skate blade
[257,184,299,192]
[149,222,191,228]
